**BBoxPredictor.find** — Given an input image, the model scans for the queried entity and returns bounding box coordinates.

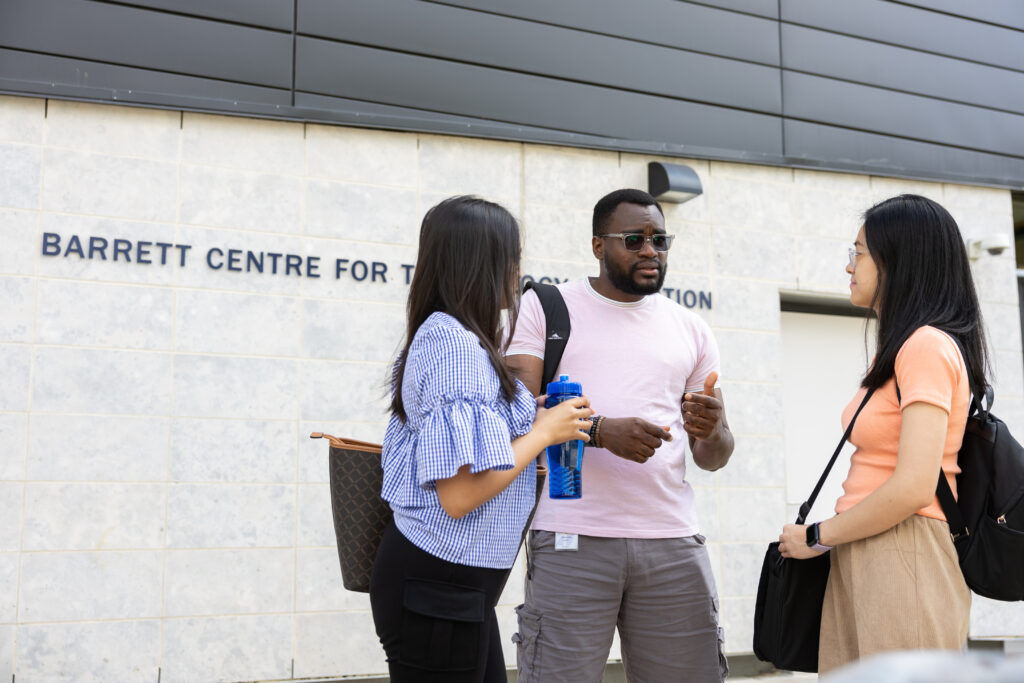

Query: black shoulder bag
[752,387,876,673]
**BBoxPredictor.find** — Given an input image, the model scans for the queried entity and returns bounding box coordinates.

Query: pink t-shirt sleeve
[505,288,546,359]
[684,319,721,393]
[894,327,963,413]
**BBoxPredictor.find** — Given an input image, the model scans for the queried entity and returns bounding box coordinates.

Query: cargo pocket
[512,603,542,682]
[717,626,729,680]
[400,578,486,672]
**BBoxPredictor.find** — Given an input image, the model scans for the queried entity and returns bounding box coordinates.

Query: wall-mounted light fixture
[966,234,1011,259]
[648,162,703,204]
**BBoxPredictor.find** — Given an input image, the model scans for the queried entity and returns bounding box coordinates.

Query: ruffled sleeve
[508,381,537,440]
[405,317,536,489]
[416,399,516,487]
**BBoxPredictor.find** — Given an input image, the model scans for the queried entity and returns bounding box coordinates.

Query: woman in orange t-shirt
[778,194,988,672]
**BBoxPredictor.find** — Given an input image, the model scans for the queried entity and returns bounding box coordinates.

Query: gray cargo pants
[514,531,727,683]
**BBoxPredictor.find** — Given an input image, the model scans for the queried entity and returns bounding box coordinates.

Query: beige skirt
[819,514,971,673]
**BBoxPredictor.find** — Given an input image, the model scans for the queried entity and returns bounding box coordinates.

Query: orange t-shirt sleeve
[894,327,963,413]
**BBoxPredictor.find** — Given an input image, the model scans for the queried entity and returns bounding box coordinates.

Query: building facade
[2,1,1023,681]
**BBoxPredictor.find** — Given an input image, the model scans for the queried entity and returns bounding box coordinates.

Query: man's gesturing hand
[682,372,724,442]
[598,417,672,464]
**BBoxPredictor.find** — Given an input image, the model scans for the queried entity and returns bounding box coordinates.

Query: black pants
[369,522,509,683]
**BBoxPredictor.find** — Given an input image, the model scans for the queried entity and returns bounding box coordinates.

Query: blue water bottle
[545,374,585,499]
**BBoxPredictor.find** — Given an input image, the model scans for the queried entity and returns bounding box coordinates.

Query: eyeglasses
[848,248,867,269]
[599,233,675,252]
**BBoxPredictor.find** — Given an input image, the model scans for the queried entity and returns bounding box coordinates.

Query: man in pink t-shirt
[506,189,735,682]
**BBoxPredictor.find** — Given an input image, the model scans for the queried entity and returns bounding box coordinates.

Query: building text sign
[40,232,711,309]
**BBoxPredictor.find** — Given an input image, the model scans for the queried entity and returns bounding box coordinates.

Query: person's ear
[592,235,604,260]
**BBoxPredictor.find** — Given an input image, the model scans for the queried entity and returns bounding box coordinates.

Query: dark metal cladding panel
[293,91,617,142]
[697,0,779,19]
[785,119,1024,189]
[0,0,1021,186]
[298,0,782,114]
[783,71,1024,157]
[781,0,1024,72]
[895,0,1024,31]
[0,0,293,87]
[782,24,1024,115]
[295,37,784,154]
[292,91,783,164]
[423,0,781,65]
[0,48,292,108]
[107,0,295,30]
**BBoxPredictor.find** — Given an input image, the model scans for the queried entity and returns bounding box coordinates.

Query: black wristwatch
[805,522,833,552]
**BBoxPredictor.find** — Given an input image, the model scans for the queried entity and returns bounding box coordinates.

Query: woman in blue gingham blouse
[369,196,590,683]
[381,310,540,568]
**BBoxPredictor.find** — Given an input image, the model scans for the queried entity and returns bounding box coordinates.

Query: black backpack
[897,351,1024,601]
[937,384,1024,601]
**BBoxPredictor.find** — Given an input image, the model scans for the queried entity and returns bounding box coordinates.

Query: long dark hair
[861,194,988,394]
[391,195,522,422]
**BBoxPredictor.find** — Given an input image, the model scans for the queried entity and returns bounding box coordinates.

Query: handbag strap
[796,386,876,525]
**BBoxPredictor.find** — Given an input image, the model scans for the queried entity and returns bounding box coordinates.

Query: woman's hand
[435,396,589,520]
[533,395,592,447]
[778,523,826,560]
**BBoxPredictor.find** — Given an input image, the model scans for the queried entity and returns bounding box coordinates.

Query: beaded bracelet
[588,414,602,448]
[591,415,605,449]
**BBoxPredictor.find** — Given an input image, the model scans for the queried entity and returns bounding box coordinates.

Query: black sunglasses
[598,233,675,252]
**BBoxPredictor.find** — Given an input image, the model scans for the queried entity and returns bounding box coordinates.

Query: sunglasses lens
[651,236,668,251]
[623,235,644,251]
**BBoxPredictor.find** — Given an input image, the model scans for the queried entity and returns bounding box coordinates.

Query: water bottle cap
[546,374,582,396]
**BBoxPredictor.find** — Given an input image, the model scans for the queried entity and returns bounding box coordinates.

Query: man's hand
[683,372,734,471]
[682,372,725,442]
[598,417,672,464]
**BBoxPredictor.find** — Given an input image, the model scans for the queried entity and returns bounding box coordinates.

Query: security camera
[967,234,1011,259]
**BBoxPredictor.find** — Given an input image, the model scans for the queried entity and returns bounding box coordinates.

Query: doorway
[780,308,873,522]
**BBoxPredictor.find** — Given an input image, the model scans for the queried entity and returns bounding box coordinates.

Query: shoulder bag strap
[796,387,876,524]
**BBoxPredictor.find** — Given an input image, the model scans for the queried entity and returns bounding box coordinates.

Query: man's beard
[605,258,666,296]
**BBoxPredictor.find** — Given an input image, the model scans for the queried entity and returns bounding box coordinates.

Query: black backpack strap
[797,387,876,524]
[936,471,969,540]
[515,281,572,585]
[893,333,976,541]
[523,281,571,389]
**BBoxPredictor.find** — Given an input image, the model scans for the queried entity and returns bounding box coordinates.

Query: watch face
[805,523,818,548]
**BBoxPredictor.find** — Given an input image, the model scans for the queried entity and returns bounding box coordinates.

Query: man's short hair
[592,189,664,235]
